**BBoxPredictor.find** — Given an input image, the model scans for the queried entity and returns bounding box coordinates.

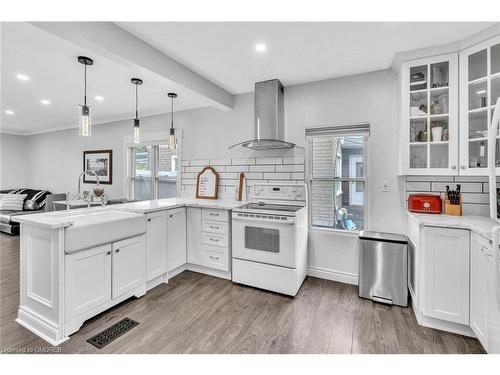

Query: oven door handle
[232,216,296,225]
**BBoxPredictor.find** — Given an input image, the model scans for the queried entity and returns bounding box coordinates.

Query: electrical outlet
[382,181,390,192]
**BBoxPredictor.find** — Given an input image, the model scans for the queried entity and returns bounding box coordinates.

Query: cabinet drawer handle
[210,225,220,230]
[210,238,219,242]
[147,218,152,222]
[209,255,220,260]
[210,212,219,216]
[115,249,120,253]
[106,251,111,255]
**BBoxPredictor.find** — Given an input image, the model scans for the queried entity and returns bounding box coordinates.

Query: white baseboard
[307,266,358,286]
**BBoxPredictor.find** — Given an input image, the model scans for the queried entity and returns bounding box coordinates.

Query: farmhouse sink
[63,210,146,253]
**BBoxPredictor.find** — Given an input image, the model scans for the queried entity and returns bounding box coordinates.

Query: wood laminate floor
[0,233,485,354]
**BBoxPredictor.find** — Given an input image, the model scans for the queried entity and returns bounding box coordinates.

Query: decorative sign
[196,166,219,199]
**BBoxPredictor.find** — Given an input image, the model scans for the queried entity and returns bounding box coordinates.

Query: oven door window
[244,226,280,253]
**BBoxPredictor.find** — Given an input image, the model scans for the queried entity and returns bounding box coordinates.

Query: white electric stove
[231,183,308,296]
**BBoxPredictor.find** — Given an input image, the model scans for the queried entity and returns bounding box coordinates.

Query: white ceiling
[118,22,496,94]
[0,22,211,135]
[1,22,497,135]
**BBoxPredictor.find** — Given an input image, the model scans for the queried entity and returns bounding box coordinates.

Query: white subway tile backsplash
[432,182,482,193]
[182,178,197,186]
[190,159,209,166]
[219,179,237,187]
[184,166,202,173]
[407,181,431,191]
[284,156,305,164]
[276,164,305,172]
[249,165,275,172]
[264,172,292,180]
[461,193,490,204]
[181,160,190,167]
[182,172,197,179]
[406,175,454,182]
[210,159,231,166]
[462,203,490,216]
[219,172,238,180]
[455,176,489,183]
[243,172,265,180]
[232,158,256,165]
[256,157,283,165]
[225,165,249,172]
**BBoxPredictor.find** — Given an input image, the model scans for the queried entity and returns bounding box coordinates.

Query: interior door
[349,155,364,205]
[112,235,146,299]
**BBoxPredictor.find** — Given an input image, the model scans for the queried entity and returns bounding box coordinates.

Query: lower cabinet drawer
[202,208,228,222]
[202,232,228,248]
[202,245,228,271]
[202,220,228,235]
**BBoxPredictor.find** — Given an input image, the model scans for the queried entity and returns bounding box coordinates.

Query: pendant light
[168,92,178,150]
[131,78,143,144]
[77,56,93,136]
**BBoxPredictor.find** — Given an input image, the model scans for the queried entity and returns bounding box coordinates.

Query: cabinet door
[400,53,459,175]
[65,244,111,320]
[167,207,187,271]
[146,211,168,281]
[470,232,490,350]
[423,227,469,324]
[459,34,500,175]
[186,207,202,265]
[112,235,146,299]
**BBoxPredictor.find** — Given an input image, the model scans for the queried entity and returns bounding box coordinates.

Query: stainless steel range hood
[229,79,295,150]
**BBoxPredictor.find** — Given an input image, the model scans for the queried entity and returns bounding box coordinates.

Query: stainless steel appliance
[232,183,308,296]
[358,231,408,307]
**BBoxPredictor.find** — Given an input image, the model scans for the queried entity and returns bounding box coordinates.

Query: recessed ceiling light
[16,74,30,81]
[4,110,15,115]
[255,43,267,53]
[94,95,104,101]
[40,99,51,105]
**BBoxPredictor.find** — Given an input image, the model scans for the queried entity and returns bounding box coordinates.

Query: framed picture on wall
[83,150,113,184]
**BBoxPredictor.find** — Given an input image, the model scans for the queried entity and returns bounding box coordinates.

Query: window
[129,144,178,201]
[306,124,369,231]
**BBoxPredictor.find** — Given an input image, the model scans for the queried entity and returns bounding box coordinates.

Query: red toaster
[408,194,442,214]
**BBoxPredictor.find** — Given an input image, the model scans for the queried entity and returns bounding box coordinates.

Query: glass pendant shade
[169,127,176,150]
[133,119,140,144]
[79,105,91,136]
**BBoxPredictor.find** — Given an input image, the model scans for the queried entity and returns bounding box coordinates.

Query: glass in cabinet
[460,35,500,174]
[401,53,458,174]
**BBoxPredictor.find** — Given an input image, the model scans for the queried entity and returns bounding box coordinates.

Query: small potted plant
[93,187,105,201]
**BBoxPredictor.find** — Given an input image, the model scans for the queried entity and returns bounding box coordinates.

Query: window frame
[124,129,182,201]
[305,124,369,234]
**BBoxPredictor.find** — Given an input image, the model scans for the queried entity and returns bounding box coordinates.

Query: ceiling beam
[30,22,233,111]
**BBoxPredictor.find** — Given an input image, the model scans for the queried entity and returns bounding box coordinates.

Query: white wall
[0,133,29,189]
[1,69,404,283]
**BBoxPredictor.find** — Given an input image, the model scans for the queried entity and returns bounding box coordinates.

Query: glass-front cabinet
[459,35,500,175]
[400,53,459,174]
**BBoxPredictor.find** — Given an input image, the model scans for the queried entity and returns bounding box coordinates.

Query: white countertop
[408,212,500,241]
[12,198,247,229]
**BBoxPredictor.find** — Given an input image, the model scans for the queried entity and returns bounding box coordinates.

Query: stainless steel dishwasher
[358,231,408,307]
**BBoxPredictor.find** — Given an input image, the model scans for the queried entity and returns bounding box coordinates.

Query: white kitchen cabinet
[422,227,470,324]
[186,207,202,265]
[400,53,459,175]
[167,207,187,271]
[459,34,500,175]
[145,211,168,281]
[112,235,146,298]
[471,232,492,351]
[65,244,112,320]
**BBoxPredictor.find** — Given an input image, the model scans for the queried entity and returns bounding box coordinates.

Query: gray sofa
[0,190,66,235]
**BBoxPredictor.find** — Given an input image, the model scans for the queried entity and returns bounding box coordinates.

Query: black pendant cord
[84,64,87,107]
[135,84,139,120]
[171,96,174,130]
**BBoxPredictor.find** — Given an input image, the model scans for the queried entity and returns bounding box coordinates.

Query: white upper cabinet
[400,53,459,175]
[459,35,500,175]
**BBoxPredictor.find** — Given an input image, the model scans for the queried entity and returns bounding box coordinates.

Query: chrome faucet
[77,170,100,199]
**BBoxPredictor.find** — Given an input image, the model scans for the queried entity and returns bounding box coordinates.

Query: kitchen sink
[63,210,146,253]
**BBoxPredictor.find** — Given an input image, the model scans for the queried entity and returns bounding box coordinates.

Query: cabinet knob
[451,165,457,170]
[170,214,173,218]
[115,249,120,253]
[106,251,111,255]
[210,255,220,260]
[147,218,152,222]
[460,165,466,170]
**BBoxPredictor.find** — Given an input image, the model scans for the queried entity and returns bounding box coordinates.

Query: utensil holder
[444,193,462,216]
